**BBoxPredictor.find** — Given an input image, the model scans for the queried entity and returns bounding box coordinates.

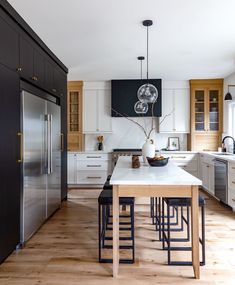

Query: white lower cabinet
[228,162,235,210]
[199,153,214,195]
[165,152,198,178]
[68,152,111,186]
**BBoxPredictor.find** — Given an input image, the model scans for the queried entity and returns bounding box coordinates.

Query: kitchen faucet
[222,136,235,154]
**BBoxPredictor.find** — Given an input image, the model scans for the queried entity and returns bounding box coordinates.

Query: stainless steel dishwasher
[214,159,228,204]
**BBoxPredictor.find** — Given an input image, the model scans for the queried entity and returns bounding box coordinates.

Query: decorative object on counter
[168,137,180,151]
[132,155,140,168]
[224,85,235,101]
[142,139,155,162]
[97,136,104,151]
[147,156,169,167]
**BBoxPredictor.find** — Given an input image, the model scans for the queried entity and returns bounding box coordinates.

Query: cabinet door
[19,35,34,81]
[208,164,215,195]
[98,89,112,132]
[54,67,67,97]
[68,154,76,184]
[83,90,98,132]
[159,89,174,132]
[208,89,220,132]
[0,13,19,71]
[44,59,54,93]
[193,89,206,132]
[33,48,45,88]
[0,64,20,262]
[174,89,190,133]
[201,162,209,190]
[61,96,68,199]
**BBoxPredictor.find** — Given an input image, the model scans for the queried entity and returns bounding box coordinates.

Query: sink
[212,152,234,156]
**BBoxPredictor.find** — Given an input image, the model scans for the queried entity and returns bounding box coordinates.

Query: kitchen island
[110,156,202,279]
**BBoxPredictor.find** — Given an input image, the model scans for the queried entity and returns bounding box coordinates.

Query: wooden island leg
[191,185,200,279]
[113,185,119,277]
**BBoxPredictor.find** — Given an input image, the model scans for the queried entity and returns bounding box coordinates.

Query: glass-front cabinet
[189,79,223,151]
[67,81,84,151]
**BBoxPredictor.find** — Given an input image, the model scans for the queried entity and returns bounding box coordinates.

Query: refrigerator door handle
[50,114,53,173]
[45,114,51,174]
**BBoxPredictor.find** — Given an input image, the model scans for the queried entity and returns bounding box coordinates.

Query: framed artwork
[168,137,180,151]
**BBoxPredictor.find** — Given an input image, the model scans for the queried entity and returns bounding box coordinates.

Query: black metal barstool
[162,196,206,266]
[98,188,135,264]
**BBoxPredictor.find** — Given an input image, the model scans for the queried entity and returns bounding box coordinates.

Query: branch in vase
[111,108,148,138]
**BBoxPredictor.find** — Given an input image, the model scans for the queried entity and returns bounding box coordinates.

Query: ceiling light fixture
[137,20,158,104]
[225,85,235,101]
[134,56,149,114]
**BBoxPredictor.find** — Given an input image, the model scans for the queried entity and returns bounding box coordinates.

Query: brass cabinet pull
[17,132,23,163]
[31,76,38,81]
[60,133,64,151]
[16,67,22,72]
[52,88,57,93]
[87,176,101,179]
[232,181,235,185]
[86,165,101,167]
[232,199,235,202]
[232,167,235,170]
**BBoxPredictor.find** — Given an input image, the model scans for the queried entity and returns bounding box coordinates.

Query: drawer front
[174,160,198,171]
[77,170,108,184]
[76,153,110,161]
[228,163,235,175]
[168,153,197,161]
[77,160,109,170]
[228,174,235,190]
[228,188,235,209]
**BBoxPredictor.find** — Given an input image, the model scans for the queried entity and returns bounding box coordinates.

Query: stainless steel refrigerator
[21,90,61,243]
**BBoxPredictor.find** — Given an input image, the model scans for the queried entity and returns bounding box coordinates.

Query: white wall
[224,72,235,135]
[84,80,189,152]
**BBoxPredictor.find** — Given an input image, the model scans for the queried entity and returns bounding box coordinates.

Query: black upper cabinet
[19,34,45,88]
[33,48,45,88]
[0,64,20,263]
[45,59,54,92]
[0,10,19,71]
[19,35,34,80]
[54,67,67,97]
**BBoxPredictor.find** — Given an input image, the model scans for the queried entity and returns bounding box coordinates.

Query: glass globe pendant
[134,101,148,114]
[137,20,158,105]
[137,83,158,103]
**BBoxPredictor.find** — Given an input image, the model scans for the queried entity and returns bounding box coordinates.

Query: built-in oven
[214,159,228,204]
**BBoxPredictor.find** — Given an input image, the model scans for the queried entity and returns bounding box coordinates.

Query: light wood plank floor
[0,189,235,285]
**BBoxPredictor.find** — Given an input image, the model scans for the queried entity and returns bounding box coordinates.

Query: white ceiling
[7,0,235,81]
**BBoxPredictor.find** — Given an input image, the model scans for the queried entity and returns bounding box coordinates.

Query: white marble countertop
[200,151,235,163]
[110,156,202,186]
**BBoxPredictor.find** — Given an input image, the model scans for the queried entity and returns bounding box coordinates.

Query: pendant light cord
[141,59,143,80]
[147,25,149,81]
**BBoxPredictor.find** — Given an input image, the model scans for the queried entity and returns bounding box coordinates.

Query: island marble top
[110,156,202,186]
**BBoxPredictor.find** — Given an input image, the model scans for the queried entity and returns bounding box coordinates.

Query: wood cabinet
[189,79,223,151]
[83,81,112,134]
[67,81,84,151]
[0,64,21,263]
[159,88,190,133]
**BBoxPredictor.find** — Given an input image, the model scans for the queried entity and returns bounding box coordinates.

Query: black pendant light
[137,20,158,104]
[224,85,234,101]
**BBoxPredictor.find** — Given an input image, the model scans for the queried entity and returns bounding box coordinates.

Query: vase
[142,139,155,162]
